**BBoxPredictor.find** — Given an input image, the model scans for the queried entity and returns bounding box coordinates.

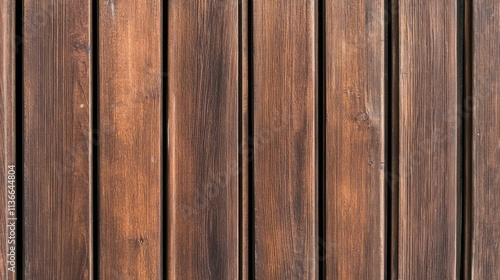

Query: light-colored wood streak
[0,1,16,278]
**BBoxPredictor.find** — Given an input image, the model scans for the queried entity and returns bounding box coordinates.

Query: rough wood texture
[252,1,317,278]
[325,0,386,278]
[470,0,500,278]
[241,0,249,279]
[23,0,92,278]
[0,0,16,278]
[167,0,239,278]
[98,1,162,278]
[395,0,458,278]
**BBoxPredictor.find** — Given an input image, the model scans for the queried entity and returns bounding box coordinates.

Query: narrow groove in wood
[389,0,399,278]
[248,0,255,278]
[161,0,168,278]
[15,0,23,278]
[457,0,466,277]
[386,0,393,279]
[91,0,100,278]
[462,0,473,277]
[160,0,167,278]
[317,0,326,278]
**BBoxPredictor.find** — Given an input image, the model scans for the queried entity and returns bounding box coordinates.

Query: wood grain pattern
[0,0,16,278]
[241,0,249,279]
[395,0,458,278]
[252,1,317,278]
[98,1,162,279]
[470,0,500,278]
[10,1,500,277]
[324,0,386,278]
[23,0,92,278]
[167,0,239,278]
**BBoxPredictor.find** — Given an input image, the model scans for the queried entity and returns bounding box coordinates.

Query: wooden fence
[0,0,499,279]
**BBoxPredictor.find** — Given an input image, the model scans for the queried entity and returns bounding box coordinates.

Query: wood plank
[23,0,92,278]
[395,0,458,278]
[470,0,500,278]
[252,1,317,278]
[98,1,162,279]
[0,0,16,278]
[241,0,249,279]
[167,0,239,278]
[324,0,386,278]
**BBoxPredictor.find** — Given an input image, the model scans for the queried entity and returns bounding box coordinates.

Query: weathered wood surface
[23,0,92,278]
[167,0,239,278]
[469,0,500,278]
[0,0,16,278]
[325,0,387,278]
[252,1,318,278]
[98,1,162,278]
[3,1,500,278]
[394,0,459,278]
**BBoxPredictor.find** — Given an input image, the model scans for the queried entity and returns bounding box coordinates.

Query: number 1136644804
[6,165,16,272]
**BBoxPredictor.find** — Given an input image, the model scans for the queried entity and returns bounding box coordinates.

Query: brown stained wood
[252,1,317,278]
[167,0,239,278]
[98,0,162,279]
[0,0,16,278]
[395,0,458,278]
[470,0,500,278]
[241,0,249,279]
[324,0,386,278]
[23,0,92,278]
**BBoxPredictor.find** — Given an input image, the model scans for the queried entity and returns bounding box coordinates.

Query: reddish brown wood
[252,1,318,278]
[241,0,250,279]
[167,0,239,278]
[0,1,16,278]
[469,0,500,278]
[98,1,162,278]
[325,0,387,278]
[23,0,92,278]
[394,0,459,278]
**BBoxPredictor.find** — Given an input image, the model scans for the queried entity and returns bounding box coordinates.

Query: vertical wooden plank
[395,0,458,278]
[470,0,500,278]
[324,0,386,278]
[252,1,317,278]
[0,0,16,278]
[167,0,239,278]
[23,0,92,278]
[241,0,249,279]
[98,0,162,279]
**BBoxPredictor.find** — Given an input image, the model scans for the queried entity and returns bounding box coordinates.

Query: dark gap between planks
[389,0,400,278]
[15,0,24,278]
[248,0,256,278]
[317,0,327,278]
[462,0,474,277]
[91,0,100,278]
[161,0,168,278]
